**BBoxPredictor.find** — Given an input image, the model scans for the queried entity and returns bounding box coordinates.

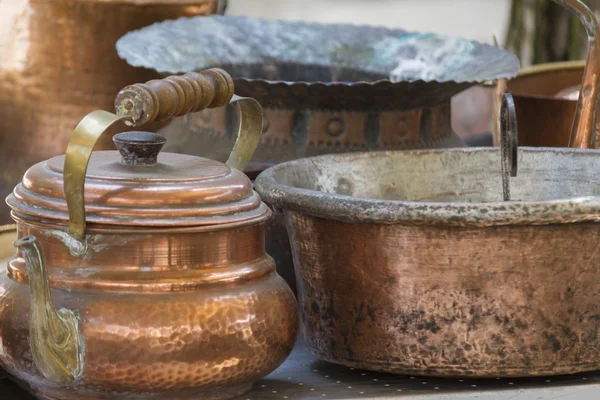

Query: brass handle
[15,236,81,383]
[64,69,263,243]
[552,0,600,148]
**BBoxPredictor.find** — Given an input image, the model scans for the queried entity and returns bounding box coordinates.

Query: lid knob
[113,131,167,166]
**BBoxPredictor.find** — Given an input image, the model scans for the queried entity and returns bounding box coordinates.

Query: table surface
[2,339,600,400]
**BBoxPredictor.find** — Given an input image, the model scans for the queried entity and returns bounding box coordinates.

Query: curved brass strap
[64,110,129,240]
[225,95,263,171]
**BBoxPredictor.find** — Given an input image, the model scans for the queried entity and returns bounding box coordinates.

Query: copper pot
[0,0,225,225]
[503,61,591,147]
[0,70,298,399]
[255,0,600,378]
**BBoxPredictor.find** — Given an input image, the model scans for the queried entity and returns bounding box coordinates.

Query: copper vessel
[255,0,600,378]
[498,61,592,147]
[0,0,225,225]
[116,15,520,294]
[0,70,298,399]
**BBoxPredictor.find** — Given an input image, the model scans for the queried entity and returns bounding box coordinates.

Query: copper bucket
[502,61,589,147]
[256,0,600,377]
[0,0,225,225]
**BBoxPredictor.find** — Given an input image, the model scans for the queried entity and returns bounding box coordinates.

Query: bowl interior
[270,148,600,203]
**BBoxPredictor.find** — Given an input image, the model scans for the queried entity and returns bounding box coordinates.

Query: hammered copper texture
[254,147,600,377]
[0,219,298,399]
[286,211,600,377]
[0,0,221,224]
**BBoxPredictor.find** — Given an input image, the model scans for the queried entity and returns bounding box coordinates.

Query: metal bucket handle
[552,0,600,148]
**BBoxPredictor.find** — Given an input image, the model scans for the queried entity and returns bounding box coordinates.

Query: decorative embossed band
[163,102,463,164]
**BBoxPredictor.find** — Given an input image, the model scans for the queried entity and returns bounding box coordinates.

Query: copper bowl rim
[255,147,600,227]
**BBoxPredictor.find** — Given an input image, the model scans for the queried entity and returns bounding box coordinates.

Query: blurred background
[227,0,511,45]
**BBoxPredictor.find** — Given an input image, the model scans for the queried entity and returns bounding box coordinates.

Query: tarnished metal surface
[0,0,223,225]
[255,147,600,377]
[116,15,519,83]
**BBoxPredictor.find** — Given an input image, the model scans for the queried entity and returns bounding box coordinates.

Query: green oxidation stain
[329,44,376,68]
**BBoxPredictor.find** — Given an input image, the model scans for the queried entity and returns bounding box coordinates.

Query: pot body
[286,212,600,377]
[255,148,600,377]
[0,219,298,399]
[0,0,222,224]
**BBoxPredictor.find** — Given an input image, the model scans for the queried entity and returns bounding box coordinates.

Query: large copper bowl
[255,147,600,377]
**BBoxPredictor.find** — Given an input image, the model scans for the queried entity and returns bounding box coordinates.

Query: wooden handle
[114,68,234,126]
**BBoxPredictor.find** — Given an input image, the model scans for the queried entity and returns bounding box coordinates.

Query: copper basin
[255,147,600,377]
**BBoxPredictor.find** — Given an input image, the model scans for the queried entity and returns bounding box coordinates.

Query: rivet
[326,118,345,137]
[397,119,410,140]
[123,99,134,111]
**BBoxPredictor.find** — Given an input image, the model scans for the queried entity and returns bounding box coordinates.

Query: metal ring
[500,93,518,201]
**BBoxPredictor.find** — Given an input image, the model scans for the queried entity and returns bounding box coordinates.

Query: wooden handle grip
[114,68,234,126]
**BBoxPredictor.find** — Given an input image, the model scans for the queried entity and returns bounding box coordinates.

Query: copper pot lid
[7,131,268,228]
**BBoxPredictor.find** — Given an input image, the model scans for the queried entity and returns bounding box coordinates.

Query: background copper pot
[504,61,593,147]
[0,0,225,225]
